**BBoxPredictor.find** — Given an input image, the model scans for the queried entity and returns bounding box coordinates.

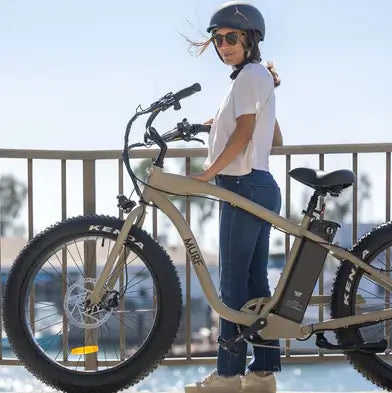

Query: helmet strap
[230,38,254,80]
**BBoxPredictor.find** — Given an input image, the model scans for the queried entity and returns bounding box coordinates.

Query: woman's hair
[266,61,281,88]
[183,30,281,88]
[181,34,213,56]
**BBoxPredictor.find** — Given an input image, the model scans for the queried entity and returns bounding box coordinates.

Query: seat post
[304,190,322,217]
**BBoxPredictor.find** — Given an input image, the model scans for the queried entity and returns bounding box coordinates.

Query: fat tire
[3,215,182,393]
[331,221,392,390]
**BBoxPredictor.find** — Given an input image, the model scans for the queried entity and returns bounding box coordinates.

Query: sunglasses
[212,31,245,48]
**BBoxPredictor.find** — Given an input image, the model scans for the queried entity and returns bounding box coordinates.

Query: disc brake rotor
[64,278,112,329]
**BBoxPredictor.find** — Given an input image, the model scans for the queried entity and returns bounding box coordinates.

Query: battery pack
[275,219,340,323]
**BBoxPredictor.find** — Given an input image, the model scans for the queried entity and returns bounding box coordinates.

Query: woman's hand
[190,169,215,182]
[203,118,214,125]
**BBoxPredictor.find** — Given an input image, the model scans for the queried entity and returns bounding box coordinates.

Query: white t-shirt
[204,62,275,176]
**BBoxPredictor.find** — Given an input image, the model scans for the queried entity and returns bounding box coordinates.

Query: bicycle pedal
[217,336,240,356]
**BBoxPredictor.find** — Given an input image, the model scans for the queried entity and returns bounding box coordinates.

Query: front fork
[87,203,146,305]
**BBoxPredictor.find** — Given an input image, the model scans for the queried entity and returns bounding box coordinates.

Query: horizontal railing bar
[0,353,348,367]
[163,354,349,365]
[272,144,392,155]
[1,143,392,160]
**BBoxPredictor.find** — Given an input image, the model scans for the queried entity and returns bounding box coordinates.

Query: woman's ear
[245,32,254,51]
[242,32,254,58]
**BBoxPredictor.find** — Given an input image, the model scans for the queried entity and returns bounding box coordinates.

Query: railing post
[83,159,96,216]
[185,157,192,360]
[0,185,2,360]
[352,153,358,242]
[27,159,35,334]
[61,159,69,361]
[318,154,325,356]
[82,159,97,370]
[285,154,291,357]
[386,152,391,348]
[387,152,391,223]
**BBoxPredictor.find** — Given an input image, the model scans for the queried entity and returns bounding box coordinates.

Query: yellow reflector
[71,346,99,355]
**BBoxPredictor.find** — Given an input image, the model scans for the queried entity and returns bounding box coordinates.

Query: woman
[186,2,282,393]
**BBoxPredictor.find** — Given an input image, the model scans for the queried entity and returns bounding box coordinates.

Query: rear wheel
[4,215,182,393]
[331,221,392,390]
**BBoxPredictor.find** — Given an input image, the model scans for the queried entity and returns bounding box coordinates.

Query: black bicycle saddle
[289,167,355,196]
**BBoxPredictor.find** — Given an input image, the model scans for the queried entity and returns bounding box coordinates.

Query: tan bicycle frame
[89,165,392,340]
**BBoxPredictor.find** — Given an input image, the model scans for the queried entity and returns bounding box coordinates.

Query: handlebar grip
[161,129,182,142]
[173,83,201,102]
[198,124,211,133]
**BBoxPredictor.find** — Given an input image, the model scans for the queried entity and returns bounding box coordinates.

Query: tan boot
[185,369,242,393]
[241,370,277,393]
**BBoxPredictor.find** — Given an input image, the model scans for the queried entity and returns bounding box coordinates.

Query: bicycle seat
[288,167,355,195]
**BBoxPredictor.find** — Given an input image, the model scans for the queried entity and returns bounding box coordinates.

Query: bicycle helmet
[207,1,265,41]
[207,2,265,78]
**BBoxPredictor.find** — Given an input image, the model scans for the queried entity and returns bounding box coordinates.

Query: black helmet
[207,1,265,41]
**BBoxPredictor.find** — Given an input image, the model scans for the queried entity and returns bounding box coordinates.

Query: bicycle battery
[274,219,340,323]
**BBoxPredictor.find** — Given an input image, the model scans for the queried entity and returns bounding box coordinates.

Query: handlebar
[122,82,206,200]
[149,83,202,112]
[173,83,201,103]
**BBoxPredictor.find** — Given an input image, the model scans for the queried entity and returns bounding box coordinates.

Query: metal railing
[0,143,391,366]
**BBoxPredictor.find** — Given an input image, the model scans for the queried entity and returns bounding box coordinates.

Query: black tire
[331,221,392,390]
[3,215,182,393]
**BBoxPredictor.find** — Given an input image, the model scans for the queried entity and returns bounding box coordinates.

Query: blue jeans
[215,169,282,376]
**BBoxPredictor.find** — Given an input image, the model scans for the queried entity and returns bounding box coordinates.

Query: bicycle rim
[21,233,159,373]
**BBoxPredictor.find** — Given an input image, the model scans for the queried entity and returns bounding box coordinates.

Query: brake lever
[188,137,205,145]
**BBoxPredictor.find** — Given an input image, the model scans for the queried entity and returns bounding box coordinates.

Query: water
[0,362,384,392]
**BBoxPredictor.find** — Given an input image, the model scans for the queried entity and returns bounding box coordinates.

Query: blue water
[0,362,384,392]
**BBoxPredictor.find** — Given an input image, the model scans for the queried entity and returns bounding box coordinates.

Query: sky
[0,0,392,249]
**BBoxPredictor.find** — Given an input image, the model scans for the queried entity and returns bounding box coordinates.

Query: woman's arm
[191,114,255,182]
[272,119,283,146]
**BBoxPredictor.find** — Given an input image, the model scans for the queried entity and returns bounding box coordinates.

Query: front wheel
[3,215,182,393]
[331,221,392,390]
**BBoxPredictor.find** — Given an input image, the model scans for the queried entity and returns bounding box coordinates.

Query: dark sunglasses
[212,31,245,48]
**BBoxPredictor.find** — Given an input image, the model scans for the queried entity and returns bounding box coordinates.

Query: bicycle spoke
[34,311,62,323]
[27,303,60,312]
[53,251,74,286]
[39,266,64,283]
[66,245,85,279]
[126,287,154,294]
[126,275,150,291]
[73,240,88,278]
[98,325,110,368]
[358,285,386,303]
[125,266,147,287]
[34,320,63,334]
[101,320,120,362]
[42,326,65,352]
[108,253,139,287]
[111,313,140,338]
